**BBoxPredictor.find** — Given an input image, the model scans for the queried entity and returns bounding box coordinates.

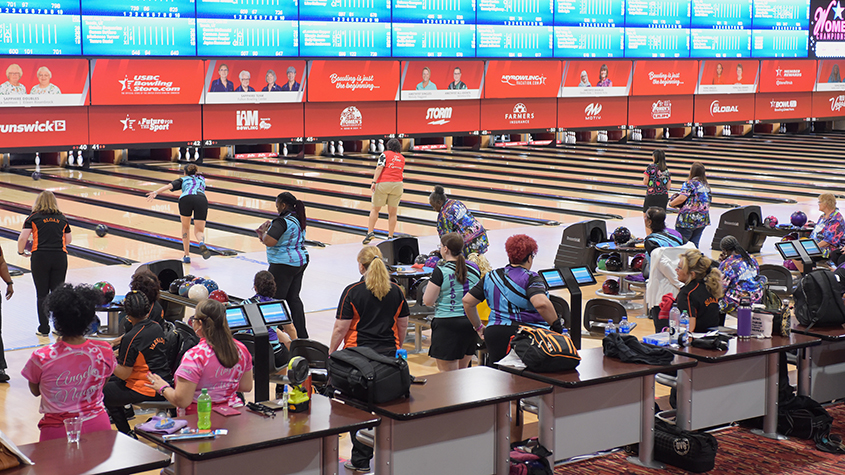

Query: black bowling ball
[169,279,185,294]
[605,255,623,272]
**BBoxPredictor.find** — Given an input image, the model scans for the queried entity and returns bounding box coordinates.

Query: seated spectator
[146,299,253,413]
[811,193,845,269]
[21,284,116,441]
[131,270,165,325]
[240,270,296,367]
[104,291,171,435]
[642,206,683,279]
[676,250,724,332]
[718,235,767,314]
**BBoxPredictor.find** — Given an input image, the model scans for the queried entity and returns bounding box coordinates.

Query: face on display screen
[226,307,249,328]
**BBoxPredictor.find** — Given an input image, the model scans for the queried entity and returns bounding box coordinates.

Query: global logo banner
[710,100,740,116]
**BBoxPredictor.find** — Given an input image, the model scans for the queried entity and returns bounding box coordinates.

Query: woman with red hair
[462,234,562,365]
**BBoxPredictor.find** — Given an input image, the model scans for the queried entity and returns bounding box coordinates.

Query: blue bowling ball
[203,280,219,293]
[178,281,194,297]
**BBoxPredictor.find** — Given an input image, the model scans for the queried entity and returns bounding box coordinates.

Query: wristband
[475,324,484,332]
[4,281,11,285]
[158,384,171,396]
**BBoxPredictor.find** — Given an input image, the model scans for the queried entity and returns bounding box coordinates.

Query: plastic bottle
[619,315,630,334]
[396,348,407,360]
[604,320,616,336]
[197,388,212,430]
[560,325,569,336]
[679,310,690,336]
[669,305,681,345]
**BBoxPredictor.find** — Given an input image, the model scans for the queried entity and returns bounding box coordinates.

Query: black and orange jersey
[118,320,171,397]
[24,212,71,253]
[336,278,409,354]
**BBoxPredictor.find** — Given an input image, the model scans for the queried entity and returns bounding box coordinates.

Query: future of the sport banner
[90,59,205,105]
[203,60,306,104]
[306,61,401,102]
[88,105,202,146]
[399,61,484,101]
[695,60,759,95]
[0,59,89,107]
[483,61,562,99]
[559,60,632,98]
[631,60,699,96]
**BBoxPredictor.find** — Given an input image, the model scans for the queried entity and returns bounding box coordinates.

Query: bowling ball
[601,279,620,295]
[188,284,209,301]
[203,280,218,293]
[784,259,798,271]
[605,255,623,272]
[169,279,184,294]
[791,211,808,227]
[183,274,196,282]
[208,290,229,304]
[192,277,205,284]
[763,216,778,229]
[93,281,116,305]
[31,172,40,181]
[178,281,194,297]
[782,232,799,242]
[611,227,632,245]
[630,253,646,272]
[596,253,611,271]
[95,224,108,237]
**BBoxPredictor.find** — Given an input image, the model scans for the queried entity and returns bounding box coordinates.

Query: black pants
[103,377,165,434]
[483,324,519,367]
[0,300,6,370]
[268,261,309,338]
[31,251,68,334]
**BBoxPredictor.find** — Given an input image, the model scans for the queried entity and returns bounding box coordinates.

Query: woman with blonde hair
[676,249,724,332]
[18,191,72,336]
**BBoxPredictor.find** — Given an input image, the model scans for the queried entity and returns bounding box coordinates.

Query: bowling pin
[283,144,288,156]
[35,152,40,166]
[178,148,183,160]
[329,141,336,156]
[337,141,344,156]
[77,151,84,166]
[194,148,200,160]
[369,140,376,153]
[377,139,384,152]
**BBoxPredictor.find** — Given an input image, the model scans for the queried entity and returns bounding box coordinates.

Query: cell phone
[213,406,241,416]
[411,378,427,385]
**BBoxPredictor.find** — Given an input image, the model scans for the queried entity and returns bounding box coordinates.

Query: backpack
[509,438,553,475]
[327,346,411,407]
[509,326,580,373]
[793,270,845,329]
[163,320,200,375]
[651,419,718,473]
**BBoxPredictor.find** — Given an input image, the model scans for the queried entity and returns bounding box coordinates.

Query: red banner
[560,61,632,97]
[755,92,813,122]
[696,60,759,95]
[628,95,694,127]
[90,59,205,106]
[758,60,817,93]
[203,104,304,142]
[632,60,699,96]
[304,102,396,138]
[557,97,628,129]
[88,105,202,146]
[0,107,88,150]
[399,61,484,101]
[0,59,89,108]
[813,91,845,119]
[204,60,306,104]
[396,100,480,135]
[693,94,756,124]
[480,98,556,132]
[815,60,845,92]
[483,61,562,99]
[306,61,400,103]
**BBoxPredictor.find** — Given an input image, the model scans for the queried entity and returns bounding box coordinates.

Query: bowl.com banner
[693,94,756,124]
[399,61,484,101]
[88,105,202,146]
[306,61,400,102]
[0,59,89,108]
[815,60,845,91]
[90,60,205,106]
[203,104,304,142]
[559,61,632,98]
[558,97,628,129]
[755,92,813,122]
[304,102,397,139]
[758,60,818,93]
[483,61,562,99]
[696,60,760,95]
[628,95,694,127]
[0,107,88,150]
[204,60,306,104]
[631,61,699,96]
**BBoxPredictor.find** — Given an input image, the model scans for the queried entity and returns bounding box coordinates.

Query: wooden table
[357,365,553,475]
[791,322,845,403]
[8,430,170,475]
[500,347,697,469]
[136,395,379,475]
[667,333,821,438]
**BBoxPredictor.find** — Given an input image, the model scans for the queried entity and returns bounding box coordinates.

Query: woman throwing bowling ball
[18,190,72,337]
[669,162,711,249]
[147,164,209,264]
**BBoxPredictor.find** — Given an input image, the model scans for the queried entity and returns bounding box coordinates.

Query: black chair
[233,333,285,375]
[287,338,330,389]
[406,278,434,353]
[583,299,627,336]
[548,295,572,331]
[759,264,795,300]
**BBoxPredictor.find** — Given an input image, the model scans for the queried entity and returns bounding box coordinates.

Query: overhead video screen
[0,0,83,55]
[392,0,476,57]
[81,0,197,56]
[196,0,299,57]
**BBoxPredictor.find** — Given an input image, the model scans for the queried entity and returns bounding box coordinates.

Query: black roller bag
[652,419,718,473]
[327,346,411,407]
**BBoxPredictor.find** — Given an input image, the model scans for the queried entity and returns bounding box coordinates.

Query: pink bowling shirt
[175,339,252,410]
[21,340,116,426]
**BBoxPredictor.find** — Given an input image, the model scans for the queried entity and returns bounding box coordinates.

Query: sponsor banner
[810,0,845,58]
[559,61,632,98]
[0,59,89,108]
[399,61,484,101]
[0,107,88,150]
[483,61,562,99]
[628,95,694,127]
[813,91,845,118]
[396,100,480,135]
[90,59,205,106]
[755,92,813,121]
[816,60,845,91]
[632,61,700,96]
[693,94,756,124]
[307,61,401,102]
[204,60,307,105]
[480,98,557,132]
[758,60,817,93]
[696,60,760,95]
[557,97,628,129]
[304,102,397,138]
[203,104,304,142]
[89,105,202,146]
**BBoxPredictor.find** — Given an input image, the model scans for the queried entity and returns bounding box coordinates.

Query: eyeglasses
[188,315,202,324]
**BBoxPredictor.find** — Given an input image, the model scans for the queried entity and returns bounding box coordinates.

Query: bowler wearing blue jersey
[146,164,210,263]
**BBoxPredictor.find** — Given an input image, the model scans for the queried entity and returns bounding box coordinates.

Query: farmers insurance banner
[696,60,759,95]
[0,59,88,107]
[815,60,845,91]
[204,60,306,104]
[480,98,556,132]
[307,61,400,102]
[484,61,562,99]
[396,101,480,135]
[755,92,813,122]
[628,95,694,127]
[399,61,484,101]
[758,60,817,93]
[631,60,699,96]
[203,104,304,142]
[557,97,628,129]
[90,59,205,106]
[0,107,88,150]
[559,61,632,98]
[304,102,396,139]
[693,94,756,124]
[89,105,202,147]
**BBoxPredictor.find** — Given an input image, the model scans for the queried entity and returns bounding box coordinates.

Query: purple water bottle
[737,298,752,339]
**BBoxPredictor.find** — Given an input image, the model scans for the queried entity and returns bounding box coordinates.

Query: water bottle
[560,325,569,336]
[619,316,630,334]
[737,298,752,339]
[605,320,617,336]
[197,388,212,430]
[669,305,681,345]
[396,348,407,360]
[679,310,689,336]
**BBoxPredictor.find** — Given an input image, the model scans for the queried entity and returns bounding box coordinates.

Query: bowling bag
[793,270,845,329]
[328,346,411,407]
[509,325,580,372]
[652,419,718,473]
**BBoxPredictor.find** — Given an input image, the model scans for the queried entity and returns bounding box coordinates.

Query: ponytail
[358,246,391,300]
[467,252,492,278]
[441,233,467,284]
[195,299,239,368]
[679,249,724,299]
[277,192,307,231]
[705,267,725,299]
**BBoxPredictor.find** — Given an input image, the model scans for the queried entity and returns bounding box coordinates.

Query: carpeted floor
[556,403,845,474]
